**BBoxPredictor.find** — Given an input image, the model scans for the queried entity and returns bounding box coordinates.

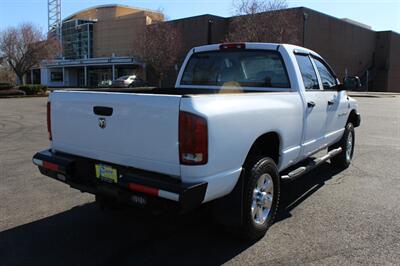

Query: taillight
[43,161,59,172]
[179,111,208,165]
[219,43,246,50]
[47,102,52,140]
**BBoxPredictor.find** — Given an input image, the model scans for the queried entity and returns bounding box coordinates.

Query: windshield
[180,50,290,88]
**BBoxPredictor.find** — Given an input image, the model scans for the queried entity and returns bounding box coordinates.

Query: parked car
[111,75,148,88]
[33,43,361,240]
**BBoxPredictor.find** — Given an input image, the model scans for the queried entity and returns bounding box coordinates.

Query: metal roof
[63,4,162,22]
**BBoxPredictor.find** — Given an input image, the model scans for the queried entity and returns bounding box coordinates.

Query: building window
[51,72,63,82]
[62,19,95,59]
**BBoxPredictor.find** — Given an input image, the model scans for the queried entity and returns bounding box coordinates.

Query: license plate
[95,164,118,183]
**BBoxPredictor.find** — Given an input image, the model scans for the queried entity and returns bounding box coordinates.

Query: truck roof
[191,42,323,59]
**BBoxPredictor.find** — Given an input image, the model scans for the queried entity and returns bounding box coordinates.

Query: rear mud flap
[212,170,245,227]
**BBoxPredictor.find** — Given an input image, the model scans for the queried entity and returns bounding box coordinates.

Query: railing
[348,59,375,91]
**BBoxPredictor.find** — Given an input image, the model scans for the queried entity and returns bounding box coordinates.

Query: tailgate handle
[93,106,113,116]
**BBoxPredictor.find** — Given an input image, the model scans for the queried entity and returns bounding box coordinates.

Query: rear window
[180,50,290,88]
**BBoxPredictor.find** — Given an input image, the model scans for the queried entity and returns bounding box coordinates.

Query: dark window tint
[50,72,63,82]
[181,50,290,88]
[313,58,336,90]
[295,55,319,90]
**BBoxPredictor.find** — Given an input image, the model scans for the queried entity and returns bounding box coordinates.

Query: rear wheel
[240,157,280,240]
[329,123,355,169]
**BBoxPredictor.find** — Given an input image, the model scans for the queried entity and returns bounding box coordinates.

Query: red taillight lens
[43,161,59,172]
[219,43,246,50]
[128,183,159,197]
[179,111,208,165]
[47,102,52,140]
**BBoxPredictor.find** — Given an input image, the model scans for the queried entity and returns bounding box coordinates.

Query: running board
[281,147,342,182]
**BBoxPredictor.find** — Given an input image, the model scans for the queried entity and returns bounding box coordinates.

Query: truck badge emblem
[99,118,106,129]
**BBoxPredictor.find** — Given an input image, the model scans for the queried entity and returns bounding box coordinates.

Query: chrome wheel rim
[251,173,274,225]
[346,131,353,162]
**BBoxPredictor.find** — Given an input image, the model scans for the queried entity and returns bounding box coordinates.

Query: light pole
[207,19,213,45]
[303,12,308,47]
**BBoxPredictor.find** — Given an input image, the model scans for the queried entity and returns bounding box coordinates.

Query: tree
[227,0,301,44]
[0,23,60,84]
[134,22,182,87]
[233,0,288,14]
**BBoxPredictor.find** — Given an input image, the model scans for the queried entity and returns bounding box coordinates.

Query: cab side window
[313,58,337,90]
[295,54,319,90]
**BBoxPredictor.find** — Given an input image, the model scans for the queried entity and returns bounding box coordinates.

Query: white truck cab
[33,43,361,239]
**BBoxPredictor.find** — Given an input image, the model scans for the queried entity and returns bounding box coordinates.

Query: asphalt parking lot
[0,94,399,265]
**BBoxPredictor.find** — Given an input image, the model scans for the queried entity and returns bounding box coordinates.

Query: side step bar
[281,147,342,182]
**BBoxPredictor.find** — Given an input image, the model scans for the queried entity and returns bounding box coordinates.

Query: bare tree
[0,23,60,84]
[233,0,288,14]
[134,22,182,87]
[227,0,301,44]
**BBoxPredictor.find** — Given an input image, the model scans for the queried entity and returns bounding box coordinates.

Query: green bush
[0,83,14,90]
[18,85,48,95]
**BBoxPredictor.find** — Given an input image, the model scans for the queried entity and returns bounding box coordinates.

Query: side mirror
[340,76,361,91]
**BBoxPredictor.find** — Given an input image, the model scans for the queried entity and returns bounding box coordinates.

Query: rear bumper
[33,149,207,211]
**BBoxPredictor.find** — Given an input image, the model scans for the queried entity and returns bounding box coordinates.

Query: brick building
[36,5,400,92]
[164,7,400,92]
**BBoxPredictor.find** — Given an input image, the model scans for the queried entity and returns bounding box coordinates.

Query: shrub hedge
[0,83,14,90]
[18,85,48,95]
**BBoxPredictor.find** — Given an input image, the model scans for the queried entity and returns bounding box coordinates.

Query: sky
[0,0,399,33]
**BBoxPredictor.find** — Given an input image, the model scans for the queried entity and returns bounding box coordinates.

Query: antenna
[48,0,61,39]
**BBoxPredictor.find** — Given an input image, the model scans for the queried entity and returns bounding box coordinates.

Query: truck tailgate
[50,91,181,176]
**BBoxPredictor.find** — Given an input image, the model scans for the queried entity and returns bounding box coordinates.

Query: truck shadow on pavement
[0,162,342,266]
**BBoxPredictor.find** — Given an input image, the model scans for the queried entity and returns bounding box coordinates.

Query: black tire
[240,157,280,240]
[329,123,355,169]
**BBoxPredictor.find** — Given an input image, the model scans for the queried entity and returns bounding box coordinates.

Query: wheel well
[244,132,280,166]
[347,110,358,125]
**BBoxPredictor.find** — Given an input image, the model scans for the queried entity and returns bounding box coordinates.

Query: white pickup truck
[33,43,361,239]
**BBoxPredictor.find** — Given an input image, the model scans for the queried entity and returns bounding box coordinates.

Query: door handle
[307,101,316,108]
[93,106,113,116]
[328,100,335,106]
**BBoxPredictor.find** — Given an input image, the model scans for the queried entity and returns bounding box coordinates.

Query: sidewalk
[348,91,399,98]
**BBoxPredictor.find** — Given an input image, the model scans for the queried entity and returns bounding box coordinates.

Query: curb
[0,94,48,99]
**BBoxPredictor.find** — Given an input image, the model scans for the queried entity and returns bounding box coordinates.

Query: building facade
[161,8,400,92]
[39,4,163,87]
[36,5,400,92]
